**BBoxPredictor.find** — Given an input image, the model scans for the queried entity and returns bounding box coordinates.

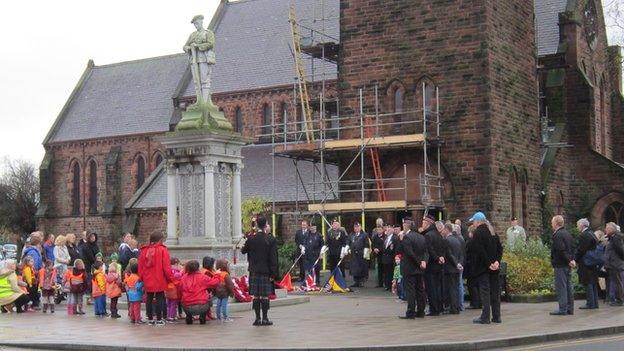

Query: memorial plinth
[159,129,251,275]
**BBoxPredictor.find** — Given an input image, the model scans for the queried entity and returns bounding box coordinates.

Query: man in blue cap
[467,211,503,324]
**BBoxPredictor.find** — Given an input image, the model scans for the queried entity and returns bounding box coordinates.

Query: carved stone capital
[201,160,218,173]
[233,163,243,175]
[166,161,177,175]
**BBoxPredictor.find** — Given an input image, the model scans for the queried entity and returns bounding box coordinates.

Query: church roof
[45,54,189,144]
[44,0,338,144]
[535,0,569,57]
[126,144,339,210]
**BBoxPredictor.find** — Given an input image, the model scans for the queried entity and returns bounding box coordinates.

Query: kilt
[249,273,272,297]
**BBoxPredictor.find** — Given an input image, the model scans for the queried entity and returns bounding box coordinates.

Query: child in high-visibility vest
[64,259,87,315]
[91,261,107,316]
[214,259,235,322]
[105,264,122,318]
[38,259,57,313]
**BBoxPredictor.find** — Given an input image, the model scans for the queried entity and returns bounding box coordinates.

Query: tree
[0,158,39,236]
[604,0,624,46]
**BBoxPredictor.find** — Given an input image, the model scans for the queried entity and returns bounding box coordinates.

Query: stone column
[202,160,218,242]
[232,163,243,243]
[165,162,178,245]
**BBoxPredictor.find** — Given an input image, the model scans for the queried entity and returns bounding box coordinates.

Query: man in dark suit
[372,224,387,288]
[303,225,324,285]
[575,218,599,310]
[398,218,429,319]
[348,222,370,288]
[294,220,309,282]
[441,222,464,314]
[422,215,446,316]
[550,215,576,316]
[381,225,398,290]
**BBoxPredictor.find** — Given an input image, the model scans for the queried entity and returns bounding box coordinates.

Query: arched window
[262,103,272,136]
[235,107,243,133]
[394,89,404,114]
[136,156,146,190]
[71,162,81,216]
[88,160,98,214]
[154,153,163,168]
[605,202,624,227]
[424,82,435,114]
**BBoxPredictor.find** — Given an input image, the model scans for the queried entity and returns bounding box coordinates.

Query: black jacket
[372,232,387,257]
[326,229,348,257]
[303,232,324,266]
[576,228,598,284]
[81,235,100,272]
[444,234,465,274]
[118,244,135,271]
[468,223,501,277]
[551,227,575,268]
[399,230,429,276]
[241,230,279,278]
[606,232,624,271]
[381,234,398,265]
[66,244,81,266]
[423,226,446,273]
[295,229,308,255]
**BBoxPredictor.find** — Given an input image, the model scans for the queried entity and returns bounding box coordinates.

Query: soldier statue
[184,15,216,104]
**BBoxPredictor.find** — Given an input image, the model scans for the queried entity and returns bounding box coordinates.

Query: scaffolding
[259,1,444,229]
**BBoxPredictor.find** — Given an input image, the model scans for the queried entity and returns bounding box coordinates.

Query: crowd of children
[2,252,237,325]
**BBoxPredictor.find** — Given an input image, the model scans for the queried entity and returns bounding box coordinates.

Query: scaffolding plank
[323,134,425,150]
[308,200,407,212]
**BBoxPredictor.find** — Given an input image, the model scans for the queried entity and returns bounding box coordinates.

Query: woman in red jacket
[138,231,173,326]
[180,260,220,325]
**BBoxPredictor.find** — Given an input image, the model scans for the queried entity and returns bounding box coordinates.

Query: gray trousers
[554,267,574,313]
[608,269,624,302]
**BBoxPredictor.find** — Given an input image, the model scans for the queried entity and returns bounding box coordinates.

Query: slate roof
[535,0,568,57]
[47,54,189,143]
[181,0,339,96]
[126,144,339,210]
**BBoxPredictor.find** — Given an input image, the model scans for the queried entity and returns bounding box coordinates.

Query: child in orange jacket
[38,259,57,313]
[91,261,107,316]
[105,263,122,318]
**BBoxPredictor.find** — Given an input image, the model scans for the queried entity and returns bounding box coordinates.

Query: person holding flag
[327,220,348,277]
[398,218,429,319]
[303,225,325,286]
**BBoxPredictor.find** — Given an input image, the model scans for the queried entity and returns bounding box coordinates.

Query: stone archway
[591,192,624,227]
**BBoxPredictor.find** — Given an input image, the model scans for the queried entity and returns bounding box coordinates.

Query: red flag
[278,272,294,292]
[304,271,319,291]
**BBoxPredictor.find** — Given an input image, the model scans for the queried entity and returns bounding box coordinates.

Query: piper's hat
[469,211,487,222]
[191,14,204,23]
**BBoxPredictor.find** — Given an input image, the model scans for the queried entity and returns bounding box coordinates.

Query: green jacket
[393,264,402,280]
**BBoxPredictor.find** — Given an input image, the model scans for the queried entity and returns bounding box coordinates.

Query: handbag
[583,245,605,267]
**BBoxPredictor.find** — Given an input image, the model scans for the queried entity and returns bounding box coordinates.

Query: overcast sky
[0,0,622,166]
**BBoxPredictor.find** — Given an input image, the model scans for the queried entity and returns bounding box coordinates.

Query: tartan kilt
[248,273,272,297]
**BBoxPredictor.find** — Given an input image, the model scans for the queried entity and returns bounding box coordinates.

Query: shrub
[277,241,297,279]
[241,197,270,234]
[504,251,553,295]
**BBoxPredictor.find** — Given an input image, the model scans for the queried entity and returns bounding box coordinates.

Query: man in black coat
[549,215,576,316]
[241,215,278,326]
[469,212,503,324]
[372,225,387,288]
[422,215,446,316]
[605,222,624,306]
[303,225,324,285]
[441,222,464,314]
[381,225,398,290]
[348,222,370,288]
[326,219,348,276]
[294,220,310,282]
[464,227,482,309]
[398,218,429,319]
[575,218,599,309]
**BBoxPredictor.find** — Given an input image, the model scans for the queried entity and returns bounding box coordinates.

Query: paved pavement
[494,334,624,351]
[1,288,624,351]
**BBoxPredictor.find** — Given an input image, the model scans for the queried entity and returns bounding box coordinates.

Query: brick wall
[338,0,541,234]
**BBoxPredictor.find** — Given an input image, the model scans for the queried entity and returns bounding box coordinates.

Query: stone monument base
[167,244,248,277]
[175,100,232,131]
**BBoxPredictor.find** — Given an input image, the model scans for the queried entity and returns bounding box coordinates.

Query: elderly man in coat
[348,222,370,288]
[575,218,599,309]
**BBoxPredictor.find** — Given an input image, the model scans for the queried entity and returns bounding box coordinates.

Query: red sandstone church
[36,0,624,251]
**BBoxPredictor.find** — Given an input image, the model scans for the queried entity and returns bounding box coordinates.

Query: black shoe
[579,305,591,310]
[567,311,574,315]
[466,305,481,310]
[473,318,490,324]
[549,311,567,316]
[399,315,415,319]
[609,301,623,306]
[491,319,502,323]
[261,319,273,326]
[449,311,460,315]
[185,316,193,325]
[415,312,425,318]
[253,319,262,326]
